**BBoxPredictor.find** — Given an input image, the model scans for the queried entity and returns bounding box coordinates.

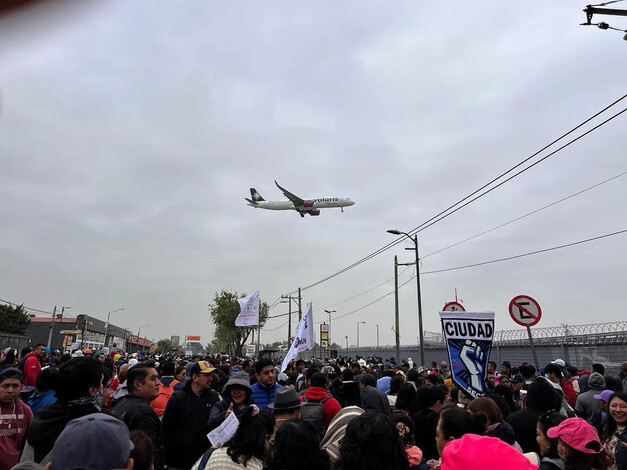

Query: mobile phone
[615,432,627,444]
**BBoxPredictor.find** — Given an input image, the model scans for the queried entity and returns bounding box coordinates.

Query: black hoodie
[506,377,562,454]
[26,402,99,462]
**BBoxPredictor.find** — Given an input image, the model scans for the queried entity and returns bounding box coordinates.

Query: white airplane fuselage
[248,197,354,211]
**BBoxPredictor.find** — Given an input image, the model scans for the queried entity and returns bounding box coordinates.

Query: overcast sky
[1,1,626,351]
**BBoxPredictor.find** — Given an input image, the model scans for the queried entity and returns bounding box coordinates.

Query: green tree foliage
[208,290,269,356]
[0,304,31,334]
[156,338,172,354]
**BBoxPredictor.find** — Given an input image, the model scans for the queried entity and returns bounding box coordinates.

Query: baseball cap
[190,360,215,375]
[552,359,566,367]
[441,434,537,470]
[593,389,615,403]
[0,367,24,383]
[510,374,525,384]
[547,417,602,454]
[51,413,134,470]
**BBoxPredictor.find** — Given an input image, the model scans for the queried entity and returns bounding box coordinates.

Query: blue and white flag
[281,303,314,372]
[235,291,260,327]
[439,311,494,399]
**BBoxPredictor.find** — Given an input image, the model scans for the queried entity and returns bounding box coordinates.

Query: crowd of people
[0,344,626,470]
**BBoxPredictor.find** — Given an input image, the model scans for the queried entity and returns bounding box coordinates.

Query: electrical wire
[422,228,627,275]
[320,265,413,310]
[422,170,627,258]
[311,228,627,322]
[283,94,627,296]
[0,297,55,315]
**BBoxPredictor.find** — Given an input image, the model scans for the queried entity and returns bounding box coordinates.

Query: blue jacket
[251,381,282,410]
[27,390,57,414]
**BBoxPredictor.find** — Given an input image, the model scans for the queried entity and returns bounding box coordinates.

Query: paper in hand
[207,411,240,448]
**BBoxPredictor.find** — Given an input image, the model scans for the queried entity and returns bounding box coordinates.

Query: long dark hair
[335,412,407,470]
[266,419,330,470]
[603,391,627,441]
[561,441,612,470]
[536,411,565,459]
[227,406,275,465]
[438,407,487,441]
[395,383,419,415]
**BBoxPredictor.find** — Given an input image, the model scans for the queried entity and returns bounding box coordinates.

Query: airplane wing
[274,181,304,208]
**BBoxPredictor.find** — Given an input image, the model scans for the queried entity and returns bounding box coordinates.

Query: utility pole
[46,306,57,348]
[394,255,400,364]
[298,287,302,321]
[281,295,296,347]
[413,233,425,367]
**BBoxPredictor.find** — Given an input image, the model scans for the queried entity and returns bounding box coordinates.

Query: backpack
[300,395,331,436]
[150,379,179,418]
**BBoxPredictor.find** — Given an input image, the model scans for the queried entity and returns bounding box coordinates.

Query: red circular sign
[508,295,542,327]
[442,301,465,312]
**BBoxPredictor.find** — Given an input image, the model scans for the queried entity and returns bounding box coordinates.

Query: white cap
[552,359,566,367]
[128,358,139,366]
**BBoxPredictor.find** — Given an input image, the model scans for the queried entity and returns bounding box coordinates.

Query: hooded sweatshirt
[25,401,99,462]
[300,386,342,428]
[507,377,562,454]
[575,372,605,432]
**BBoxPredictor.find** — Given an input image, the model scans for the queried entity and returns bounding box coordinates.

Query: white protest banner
[235,291,260,327]
[280,302,314,372]
[440,311,495,399]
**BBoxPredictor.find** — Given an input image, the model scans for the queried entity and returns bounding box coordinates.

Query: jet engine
[309,209,321,216]
[302,200,314,207]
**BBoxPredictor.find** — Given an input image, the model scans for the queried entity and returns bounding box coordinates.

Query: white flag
[235,291,260,327]
[281,302,314,372]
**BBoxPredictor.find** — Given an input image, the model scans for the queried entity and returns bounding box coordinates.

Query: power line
[284,93,627,296]
[422,170,627,258]
[0,297,54,315]
[410,106,627,236]
[422,228,627,275]
[312,228,627,323]
[320,265,413,310]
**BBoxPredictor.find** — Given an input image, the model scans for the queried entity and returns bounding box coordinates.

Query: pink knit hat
[441,434,538,470]
[547,417,602,454]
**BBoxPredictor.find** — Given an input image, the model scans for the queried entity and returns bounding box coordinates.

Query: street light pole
[356,321,366,349]
[104,308,125,347]
[137,324,149,353]
[345,335,349,358]
[388,229,425,366]
[394,254,400,364]
[376,324,380,348]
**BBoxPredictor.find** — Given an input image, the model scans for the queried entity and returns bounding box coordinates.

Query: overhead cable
[283,94,627,296]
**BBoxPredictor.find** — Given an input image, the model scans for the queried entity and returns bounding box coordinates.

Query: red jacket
[300,386,341,428]
[23,353,41,387]
[561,378,577,408]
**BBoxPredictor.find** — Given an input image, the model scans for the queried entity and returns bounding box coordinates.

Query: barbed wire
[421,320,627,347]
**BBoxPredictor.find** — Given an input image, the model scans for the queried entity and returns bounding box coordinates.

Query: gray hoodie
[575,372,605,431]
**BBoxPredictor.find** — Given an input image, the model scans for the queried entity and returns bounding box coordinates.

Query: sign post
[508,295,542,370]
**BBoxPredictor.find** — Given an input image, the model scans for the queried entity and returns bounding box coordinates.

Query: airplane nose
[349,200,355,206]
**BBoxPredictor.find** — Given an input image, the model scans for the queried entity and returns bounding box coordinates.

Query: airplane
[245,181,355,217]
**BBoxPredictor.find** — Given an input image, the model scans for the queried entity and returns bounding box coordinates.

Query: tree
[208,290,269,356]
[0,304,30,334]
[156,339,172,354]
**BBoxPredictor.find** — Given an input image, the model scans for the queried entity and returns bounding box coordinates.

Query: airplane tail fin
[250,188,265,202]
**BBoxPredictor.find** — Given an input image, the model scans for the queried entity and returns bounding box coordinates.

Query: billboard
[171,336,180,348]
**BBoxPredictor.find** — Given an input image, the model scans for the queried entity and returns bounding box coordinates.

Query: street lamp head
[387,229,402,235]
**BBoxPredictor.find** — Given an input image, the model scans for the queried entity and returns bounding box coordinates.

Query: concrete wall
[297,342,627,375]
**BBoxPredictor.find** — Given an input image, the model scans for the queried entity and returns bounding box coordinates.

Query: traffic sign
[508,295,542,327]
[442,301,465,312]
